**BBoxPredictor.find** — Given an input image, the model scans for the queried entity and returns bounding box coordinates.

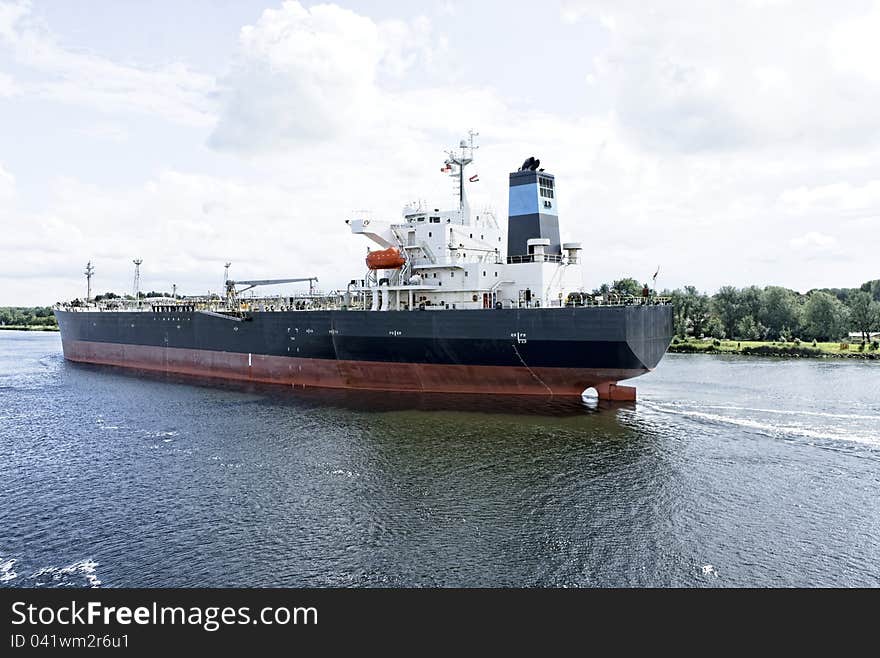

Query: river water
[1,330,878,587]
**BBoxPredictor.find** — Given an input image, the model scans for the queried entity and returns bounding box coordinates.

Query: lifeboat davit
[366,247,406,270]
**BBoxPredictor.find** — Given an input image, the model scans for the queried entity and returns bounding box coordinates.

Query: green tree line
[92,291,176,301]
[0,307,58,327]
[597,277,880,342]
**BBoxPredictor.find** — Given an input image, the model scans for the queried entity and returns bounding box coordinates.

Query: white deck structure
[348,133,585,311]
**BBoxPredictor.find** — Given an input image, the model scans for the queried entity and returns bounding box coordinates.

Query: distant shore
[669,339,879,360]
[0,325,59,332]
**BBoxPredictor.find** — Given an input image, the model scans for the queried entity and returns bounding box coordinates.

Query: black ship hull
[55,305,673,398]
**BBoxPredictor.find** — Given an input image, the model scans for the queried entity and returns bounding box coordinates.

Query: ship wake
[641,400,880,452]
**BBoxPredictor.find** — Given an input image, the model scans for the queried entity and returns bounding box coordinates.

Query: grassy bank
[668,338,879,359]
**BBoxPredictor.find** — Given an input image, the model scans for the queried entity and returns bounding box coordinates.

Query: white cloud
[538,0,880,290]
[779,180,880,216]
[0,0,29,40]
[788,231,845,263]
[378,15,438,78]
[0,0,215,125]
[566,0,880,152]
[75,123,129,143]
[0,162,14,199]
[0,70,19,96]
[209,2,448,153]
[209,1,383,151]
[790,231,837,250]
[0,168,368,304]
[437,2,457,17]
[829,5,880,83]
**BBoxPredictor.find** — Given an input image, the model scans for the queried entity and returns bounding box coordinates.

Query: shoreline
[0,325,59,332]
[668,339,879,360]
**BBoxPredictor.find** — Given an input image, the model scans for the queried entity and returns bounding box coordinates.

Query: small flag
[469,173,479,182]
[652,265,660,282]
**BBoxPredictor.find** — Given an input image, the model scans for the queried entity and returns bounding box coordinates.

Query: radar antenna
[443,130,479,212]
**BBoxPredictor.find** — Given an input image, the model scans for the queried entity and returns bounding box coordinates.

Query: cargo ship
[55,135,673,400]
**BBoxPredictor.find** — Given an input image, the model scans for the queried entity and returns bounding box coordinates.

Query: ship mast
[132,259,142,299]
[444,130,479,213]
[84,261,95,301]
[84,261,94,302]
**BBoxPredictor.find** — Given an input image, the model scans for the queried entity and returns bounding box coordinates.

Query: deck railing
[55,293,672,313]
[506,254,564,264]
[565,294,672,307]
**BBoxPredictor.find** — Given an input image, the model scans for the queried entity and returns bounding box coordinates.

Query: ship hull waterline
[61,339,648,398]
[55,306,674,400]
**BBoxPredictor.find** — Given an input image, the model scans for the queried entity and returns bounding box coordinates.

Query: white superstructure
[347,133,585,311]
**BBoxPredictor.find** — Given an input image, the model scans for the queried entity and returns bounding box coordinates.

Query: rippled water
[1,331,879,587]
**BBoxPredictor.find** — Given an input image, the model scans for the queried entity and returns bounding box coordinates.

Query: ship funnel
[507,159,561,262]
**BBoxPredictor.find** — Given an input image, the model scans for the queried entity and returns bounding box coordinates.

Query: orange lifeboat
[366,247,406,270]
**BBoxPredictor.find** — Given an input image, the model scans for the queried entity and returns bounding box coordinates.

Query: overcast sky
[1,0,879,305]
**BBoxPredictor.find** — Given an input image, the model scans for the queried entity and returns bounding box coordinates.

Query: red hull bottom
[61,340,645,399]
